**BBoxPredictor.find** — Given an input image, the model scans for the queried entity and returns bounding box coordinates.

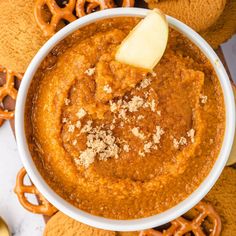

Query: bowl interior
[15,8,235,231]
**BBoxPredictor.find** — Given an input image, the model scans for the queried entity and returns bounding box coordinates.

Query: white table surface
[0,36,235,236]
[0,122,45,236]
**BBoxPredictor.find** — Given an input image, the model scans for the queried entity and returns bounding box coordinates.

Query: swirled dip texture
[25,18,225,219]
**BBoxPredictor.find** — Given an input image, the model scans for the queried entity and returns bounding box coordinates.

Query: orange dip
[25,17,225,219]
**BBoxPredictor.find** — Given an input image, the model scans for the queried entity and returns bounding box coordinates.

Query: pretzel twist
[35,0,135,35]
[75,0,115,17]
[14,168,57,216]
[122,0,135,7]
[75,0,135,18]
[34,0,77,36]
[139,202,221,236]
[0,67,23,126]
[0,119,4,126]
[139,229,163,236]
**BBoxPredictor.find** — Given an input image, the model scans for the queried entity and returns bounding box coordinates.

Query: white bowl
[15,7,235,232]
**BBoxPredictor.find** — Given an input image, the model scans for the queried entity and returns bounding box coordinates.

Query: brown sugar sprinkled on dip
[25,17,225,219]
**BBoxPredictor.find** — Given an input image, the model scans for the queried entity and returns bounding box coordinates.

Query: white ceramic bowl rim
[15,7,235,232]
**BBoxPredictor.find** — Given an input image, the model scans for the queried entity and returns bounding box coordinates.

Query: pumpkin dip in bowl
[16,8,235,231]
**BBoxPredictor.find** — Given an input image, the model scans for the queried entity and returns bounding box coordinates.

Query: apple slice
[115,9,169,71]
[226,83,236,166]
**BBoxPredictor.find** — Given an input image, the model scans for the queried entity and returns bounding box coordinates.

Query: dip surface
[25,17,225,219]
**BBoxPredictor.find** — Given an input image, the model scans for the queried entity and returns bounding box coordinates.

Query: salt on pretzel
[34,0,77,36]
[139,201,222,236]
[14,167,57,216]
[0,67,23,126]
